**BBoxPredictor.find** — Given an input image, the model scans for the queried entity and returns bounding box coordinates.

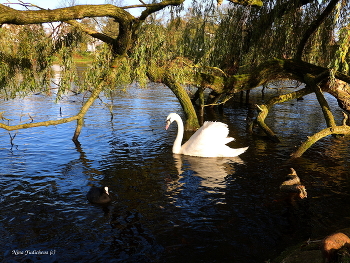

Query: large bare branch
[0,4,136,55]
[0,4,134,25]
[65,20,115,45]
[138,0,185,21]
[227,0,263,7]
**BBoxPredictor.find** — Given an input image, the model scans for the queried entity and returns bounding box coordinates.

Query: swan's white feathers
[182,121,233,148]
[166,113,248,157]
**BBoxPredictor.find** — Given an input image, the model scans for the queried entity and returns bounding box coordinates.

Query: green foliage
[0,25,54,99]
[82,43,132,93]
[1,0,350,101]
[168,0,344,77]
[53,27,86,100]
[102,17,120,38]
[328,26,350,75]
[0,24,89,100]
[131,22,195,86]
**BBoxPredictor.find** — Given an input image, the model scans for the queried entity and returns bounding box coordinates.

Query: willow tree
[158,0,350,157]
[0,0,264,141]
[1,0,350,157]
[0,0,194,142]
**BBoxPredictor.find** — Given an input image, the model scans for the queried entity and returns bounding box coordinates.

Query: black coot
[87,186,111,204]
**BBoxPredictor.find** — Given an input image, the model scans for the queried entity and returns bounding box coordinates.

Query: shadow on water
[0,84,350,262]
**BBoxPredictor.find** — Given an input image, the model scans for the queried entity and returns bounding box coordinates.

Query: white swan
[165,113,248,157]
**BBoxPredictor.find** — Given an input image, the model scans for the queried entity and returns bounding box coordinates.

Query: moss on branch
[291,125,350,158]
[195,72,225,93]
[255,87,313,142]
[0,4,134,25]
[304,73,337,128]
[227,0,263,6]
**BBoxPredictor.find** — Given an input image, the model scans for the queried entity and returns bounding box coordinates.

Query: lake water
[1,80,350,262]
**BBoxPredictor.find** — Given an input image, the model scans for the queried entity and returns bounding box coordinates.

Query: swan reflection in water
[169,154,244,190]
[166,155,244,209]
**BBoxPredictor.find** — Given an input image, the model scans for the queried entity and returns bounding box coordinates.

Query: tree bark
[146,60,200,131]
[73,118,84,142]
[197,59,350,112]
[0,4,133,25]
[163,75,200,131]
[255,104,280,143]
[304,73,337,128]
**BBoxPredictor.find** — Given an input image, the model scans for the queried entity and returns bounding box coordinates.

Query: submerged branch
[0,80,104,142]
[304,73,337,128]
[291,125,350,158]
[255,87,313,142]
[0,113,81,131]
[255,104,280,143]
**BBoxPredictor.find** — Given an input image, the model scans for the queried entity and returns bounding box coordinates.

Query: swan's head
[165,113,178,130]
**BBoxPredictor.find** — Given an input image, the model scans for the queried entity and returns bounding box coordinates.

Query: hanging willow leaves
[329,25,350,75]
[0,24,54,98]
[82,43,131,93]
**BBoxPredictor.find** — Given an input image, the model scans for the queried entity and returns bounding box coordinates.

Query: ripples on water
[1,84,350,262]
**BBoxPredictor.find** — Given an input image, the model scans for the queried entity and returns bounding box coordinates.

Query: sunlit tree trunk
[163,75,200,131]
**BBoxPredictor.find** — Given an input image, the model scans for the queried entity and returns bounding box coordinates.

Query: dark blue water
[1,82,350,262]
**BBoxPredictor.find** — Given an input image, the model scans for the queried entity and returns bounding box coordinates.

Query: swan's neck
[173,117,184,154]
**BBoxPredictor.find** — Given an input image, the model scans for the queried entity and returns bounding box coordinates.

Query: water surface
[1,83,350,262]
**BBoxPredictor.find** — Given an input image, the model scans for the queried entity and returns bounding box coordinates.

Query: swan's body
[87,186,111,204]
[165,113,248,157]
